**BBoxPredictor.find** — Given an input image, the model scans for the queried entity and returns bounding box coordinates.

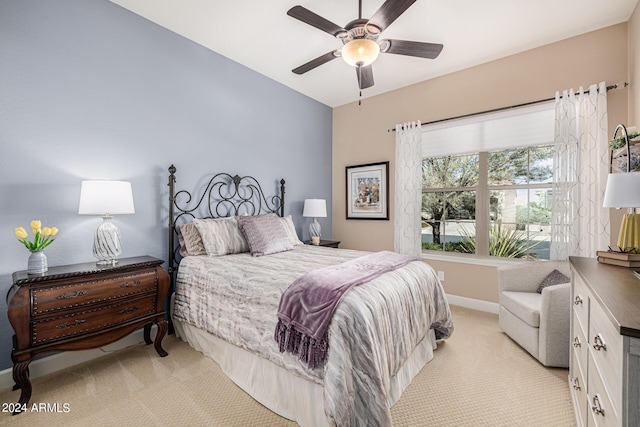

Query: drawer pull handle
[56,319,86,329]
[573,337,581,348]
[119,305,141,314]
[591,394,605,416]
[574,295,583,305]
[120,280,142,288]
[593,334,607,351]
[572,377,581,391]
[57,291,86,299]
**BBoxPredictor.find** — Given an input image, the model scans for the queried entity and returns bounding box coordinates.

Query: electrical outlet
[437,271,445,281]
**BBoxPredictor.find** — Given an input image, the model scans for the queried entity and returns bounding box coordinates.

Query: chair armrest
[540,282,571,317]
[538,282,571,366]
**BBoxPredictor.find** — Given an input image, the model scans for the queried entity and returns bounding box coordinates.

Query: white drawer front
[587,352,620,427]
[572,273,590,336]
[572,310,589,383]
[588,298,623,415]
[570,349,588,427]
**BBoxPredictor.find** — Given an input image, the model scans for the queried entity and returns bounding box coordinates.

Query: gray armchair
[497,261,571,368]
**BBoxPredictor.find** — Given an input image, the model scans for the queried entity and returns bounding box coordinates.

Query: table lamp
[603,172,640,252]
[79,180,135,265]
[303,199,327,240]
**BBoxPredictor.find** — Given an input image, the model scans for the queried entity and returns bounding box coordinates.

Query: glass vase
[28,250,48,275]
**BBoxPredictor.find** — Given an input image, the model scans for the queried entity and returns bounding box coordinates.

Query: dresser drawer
[587,352,620,427]
[31,270,158,316]
[589,298,623,414]
[571,310,588,383]
[570,349,588,427]
[31,295,156,345]
[572,273,590,334]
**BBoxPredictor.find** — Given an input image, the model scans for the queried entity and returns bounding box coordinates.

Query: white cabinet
[569,257,640,427]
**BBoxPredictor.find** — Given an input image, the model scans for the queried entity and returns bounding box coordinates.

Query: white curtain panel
[551,82,610,259]
[394,121,422,256]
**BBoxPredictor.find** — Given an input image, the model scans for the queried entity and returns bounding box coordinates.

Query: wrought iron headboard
[167,164,285,279]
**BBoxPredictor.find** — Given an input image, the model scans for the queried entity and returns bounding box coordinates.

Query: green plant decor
[609,129,640,150]
[458,223,544,258]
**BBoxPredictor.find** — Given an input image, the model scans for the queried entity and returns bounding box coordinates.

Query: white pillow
[281,215,303,246]
[193,217,249,256]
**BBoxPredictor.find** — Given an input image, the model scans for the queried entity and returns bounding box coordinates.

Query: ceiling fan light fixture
[341,39,380,67]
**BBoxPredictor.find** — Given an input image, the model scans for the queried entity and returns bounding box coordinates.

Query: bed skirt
[171,294,438,427]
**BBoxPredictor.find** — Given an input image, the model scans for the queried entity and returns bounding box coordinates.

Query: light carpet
[0,305,576,426]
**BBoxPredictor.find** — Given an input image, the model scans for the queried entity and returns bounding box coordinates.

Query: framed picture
[346,161,389,220]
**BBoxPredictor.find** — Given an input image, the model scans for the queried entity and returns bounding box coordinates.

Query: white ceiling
[111,0,638,107]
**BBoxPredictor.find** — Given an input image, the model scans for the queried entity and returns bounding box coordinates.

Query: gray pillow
[536,269,570,293]
[237,214,293,257]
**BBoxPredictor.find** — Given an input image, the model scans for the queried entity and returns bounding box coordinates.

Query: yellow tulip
[50,227,59,236]
[15,227,28,239]
[42,227,52,237]
[32,228,41,236]
[30,220,41,229]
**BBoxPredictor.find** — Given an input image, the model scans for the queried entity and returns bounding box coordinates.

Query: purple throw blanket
[274,251,420,369]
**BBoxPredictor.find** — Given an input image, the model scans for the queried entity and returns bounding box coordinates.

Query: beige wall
[332,23,629,304]
[630,2,640,124]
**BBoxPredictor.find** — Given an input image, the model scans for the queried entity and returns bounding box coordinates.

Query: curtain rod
[387,81,629,132]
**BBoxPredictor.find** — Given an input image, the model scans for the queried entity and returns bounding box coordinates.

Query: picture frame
[346,161,389,220]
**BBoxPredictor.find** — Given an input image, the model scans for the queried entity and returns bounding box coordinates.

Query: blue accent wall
[0,0,332,370]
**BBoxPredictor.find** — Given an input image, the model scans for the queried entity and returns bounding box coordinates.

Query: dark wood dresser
[569,257,640,427]
[6,256,170,414]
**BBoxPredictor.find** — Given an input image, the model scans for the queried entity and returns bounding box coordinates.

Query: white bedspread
[173,245,453,426]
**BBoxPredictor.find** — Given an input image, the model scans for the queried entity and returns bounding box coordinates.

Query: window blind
[421,101,555,157]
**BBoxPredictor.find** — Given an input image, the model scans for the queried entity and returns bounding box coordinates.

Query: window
[421,103,555,259]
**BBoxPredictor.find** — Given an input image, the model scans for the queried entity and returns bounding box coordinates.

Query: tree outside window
[421,145,553,259]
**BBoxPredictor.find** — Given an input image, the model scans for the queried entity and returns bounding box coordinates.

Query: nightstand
[305,239,341,248]
[6,256,170,414]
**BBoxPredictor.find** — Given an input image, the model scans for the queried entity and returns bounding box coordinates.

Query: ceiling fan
[287,0,443,91]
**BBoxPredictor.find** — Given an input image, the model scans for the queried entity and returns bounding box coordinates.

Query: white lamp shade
[78,181,135,215]
[603,172,640,208]
[303,199,327,218]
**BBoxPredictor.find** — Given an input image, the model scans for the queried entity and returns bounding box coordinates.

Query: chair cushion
[501,291,542,327]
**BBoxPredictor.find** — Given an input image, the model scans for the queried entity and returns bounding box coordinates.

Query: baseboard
[446,294,499,314]
[0,325,156,392]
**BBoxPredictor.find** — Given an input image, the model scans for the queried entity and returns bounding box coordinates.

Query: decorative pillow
[238,213,293,257]
[178,222,206,256]
[193,217,249,256]
[536,269,570,293]
[280,215,303,246]
[177,225,189,257]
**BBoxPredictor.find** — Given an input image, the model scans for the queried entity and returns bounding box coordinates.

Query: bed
[166,165,453,427]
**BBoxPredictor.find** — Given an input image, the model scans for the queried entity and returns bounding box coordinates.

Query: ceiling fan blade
[367,0,417,32]
[292,50,340,75]
[381,39,443,59]
[287,6,346,37]
[356,65,374,90]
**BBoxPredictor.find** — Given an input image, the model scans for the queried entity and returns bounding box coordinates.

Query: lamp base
[93,215,122,264]
[617,213,640,252]
[309,218,321,239]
